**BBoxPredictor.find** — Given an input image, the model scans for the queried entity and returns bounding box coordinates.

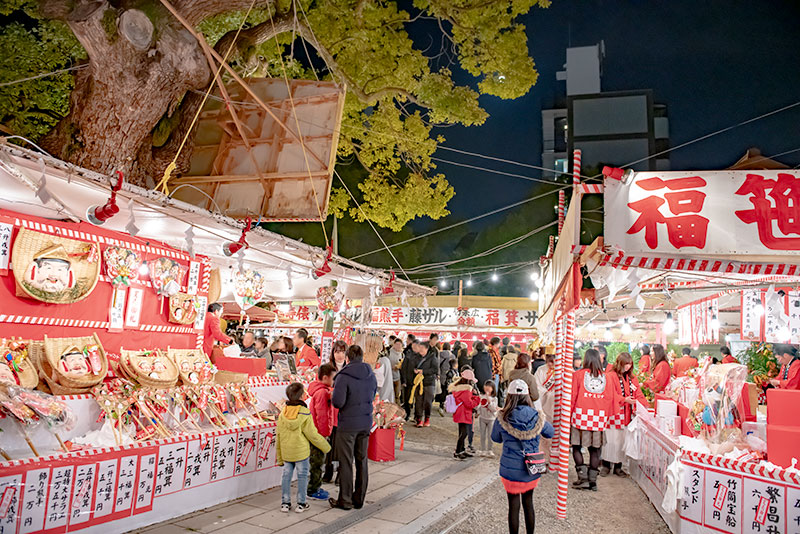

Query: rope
[154,0,258,195]
[267,5,329,243]
[0,65,88,88]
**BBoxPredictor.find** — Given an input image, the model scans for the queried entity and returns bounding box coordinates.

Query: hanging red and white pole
[549,314,564,471]
[557,190,566,234]
[572,149,582,188]
[555,309,576,520]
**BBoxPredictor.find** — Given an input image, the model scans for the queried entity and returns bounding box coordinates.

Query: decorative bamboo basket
[214,370,248,384]
[0,339,39,389]
[120,349,179,388]
[208,268,222,303]
[168,293,198,325]
[41,334,107,390]
[167,348,214,385]
[12,228,100,304]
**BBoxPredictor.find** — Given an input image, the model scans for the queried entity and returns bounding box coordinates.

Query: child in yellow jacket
[277,382,331,513]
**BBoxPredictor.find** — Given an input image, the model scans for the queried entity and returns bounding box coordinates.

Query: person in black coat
[330,345,377,511]
[471,341,493,390]
[412,341,439,426]
[401,336,421,420]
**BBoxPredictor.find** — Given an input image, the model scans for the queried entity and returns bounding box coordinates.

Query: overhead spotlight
[529,291,539,301]
[604,328,613,341]
[491,272,499,282]
[754,303,765,317]
[602,166,635,185]
[663,312,676,335]
[87,171,123,226]
[621,319,632,335]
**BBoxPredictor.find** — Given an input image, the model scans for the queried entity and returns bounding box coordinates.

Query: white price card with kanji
[0,223,13,274]
[680,465,703,524]
[789,292,800,344]
[115,455,138,514]
[184,438,213,489]
[108,287,127,332]
[741,290,763,342]
[135,453,156,511]
[703,471,741,533]
[743,477,785,534]
[20,468,49,534]
[69,462,96,526]
[235,429,258,476]
[256,429,276,470]
[187,261,201,295]
[0,475,21,534]
[787,486,800,534]
[93,459,118,520]
[154,442,188,497]
[193,295,207,331]
[211,433,237,482]
[45,465,74,530]
[125,287,144,328]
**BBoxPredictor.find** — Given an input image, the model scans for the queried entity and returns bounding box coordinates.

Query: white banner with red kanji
[351,306,538,330]
[605,171,800,258]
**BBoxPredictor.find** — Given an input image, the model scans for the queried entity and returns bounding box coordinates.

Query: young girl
[602,352,647,477]
[477,380,499,457]
[450,369,480,460]
[571,348,620,491]
[492,379,554,534]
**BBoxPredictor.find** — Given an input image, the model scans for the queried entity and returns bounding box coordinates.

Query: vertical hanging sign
[186,261,201,296]
[125,287,144,328]
[109,287,127,332]
[0,222,13,275]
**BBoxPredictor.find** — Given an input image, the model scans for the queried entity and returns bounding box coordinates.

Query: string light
[663,312,676,335]
[138,263,149,276]
[711,313,720,330]
[604,328,612,340]
[529,269,540,282]
[466,278,473,287]
[755,303,765,317]
[621,319,632,335]
[535,278,544,289]
[491,272,499,282]
[439,279,448,289]
[529,291,538,301]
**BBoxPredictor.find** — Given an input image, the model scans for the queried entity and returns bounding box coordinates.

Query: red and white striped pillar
[549,314,564,470]
[557,190,566,234]
[572,149,582,187]
[555,309,576,519]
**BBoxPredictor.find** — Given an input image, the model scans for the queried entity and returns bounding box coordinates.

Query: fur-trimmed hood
[497,406,544,440]
[448,382,474,393]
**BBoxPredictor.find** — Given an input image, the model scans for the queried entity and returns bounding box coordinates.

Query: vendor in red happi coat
[601,352,648,477]
[644,344,671,394]
[770,344,800,390]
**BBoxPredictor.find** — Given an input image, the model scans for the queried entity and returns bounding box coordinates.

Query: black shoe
[461,451,474,458]
[328,498,352,510]
[353,502,363,510]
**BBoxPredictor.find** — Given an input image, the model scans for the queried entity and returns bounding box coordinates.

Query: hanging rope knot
[157,161,177,195]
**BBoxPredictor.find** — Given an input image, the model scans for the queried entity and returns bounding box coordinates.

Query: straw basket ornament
[120,349,179,388]
[0,340,39,389]
[208,268,222,303]
[39,334,108,392]
[12,228,101,304]
[168,293,198,325]
[168,348,216,385]
[148,257,185,297]
[353,329,385,366]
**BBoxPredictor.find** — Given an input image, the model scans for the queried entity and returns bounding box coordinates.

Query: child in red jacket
[307,363,336,500]
[450,369,481,460]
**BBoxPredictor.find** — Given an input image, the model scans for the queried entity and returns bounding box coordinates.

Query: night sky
[426,0,800,231]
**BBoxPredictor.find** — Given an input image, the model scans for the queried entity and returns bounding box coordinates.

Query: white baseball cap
[507,379,529,395]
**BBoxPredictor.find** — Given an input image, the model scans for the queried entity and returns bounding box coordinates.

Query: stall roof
[0,142,434,300]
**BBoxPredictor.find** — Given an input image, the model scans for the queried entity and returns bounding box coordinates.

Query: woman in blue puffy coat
[492,379,555,534]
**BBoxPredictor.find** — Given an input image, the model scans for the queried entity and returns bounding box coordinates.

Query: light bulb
[491,272,499,282]
[439,279,447,289]
[604,328,612,341]
[138,263,149,276]
[529,291,539,301]
[621,320,632,335]
[529,271,540,282]
[711,314,720,330]
[778,325,791,342]
[755,303,765,317]
[587,322,595,331]
[466,278,473,287]
[535,279,544,289]
[663,312,676,335]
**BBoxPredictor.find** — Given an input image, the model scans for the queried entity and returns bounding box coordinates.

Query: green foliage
[739,342,779,386]
[0,1,86,140]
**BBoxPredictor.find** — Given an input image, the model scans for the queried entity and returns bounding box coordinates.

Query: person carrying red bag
[450,369,481,460]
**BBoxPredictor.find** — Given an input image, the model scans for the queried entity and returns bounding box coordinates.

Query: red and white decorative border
[0,314,195,334]
[681,450,800,487]
[597,252,800,277]
[580,183,603,194]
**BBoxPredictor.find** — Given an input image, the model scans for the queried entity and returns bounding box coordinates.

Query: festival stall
[538,151,800,530]
[0,143,431,533]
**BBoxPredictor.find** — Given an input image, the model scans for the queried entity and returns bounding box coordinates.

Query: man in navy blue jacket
[330,344,377,510]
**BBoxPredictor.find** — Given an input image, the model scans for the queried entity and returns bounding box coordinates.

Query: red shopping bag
[368,428,396,462]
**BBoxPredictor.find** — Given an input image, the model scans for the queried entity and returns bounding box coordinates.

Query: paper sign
[320,331,334,364]
[787,487,800,534]
[704,472,740,533]
[680,466,703,524]
[235,430,258,475]
[741,290,763,342]
[0,486,15,518]
[184,439,213,489]
[115,455,138,514]
[194,296,207,331]
[154,443,188,497]
[109,287,127,331]
[20,468,49,533]
[0,475,21,533]
[0,222,13,274]
[755,495,770,525]
[70,463,96,525]
[743,477,785,534]
[45,465,74,530]
[211,433,237,482]
[187,261,201,295]
[94,459,117,519]
[125,287,144,328]
[713,484,728,510]
[135,453,156,511]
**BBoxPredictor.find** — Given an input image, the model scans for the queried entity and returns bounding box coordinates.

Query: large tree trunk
[41,1,213,187]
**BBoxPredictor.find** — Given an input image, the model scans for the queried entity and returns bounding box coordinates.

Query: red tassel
[29,265,35,281]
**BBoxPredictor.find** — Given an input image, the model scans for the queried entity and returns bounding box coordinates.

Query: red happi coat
[606,371,648,429]
[571,368,620,432]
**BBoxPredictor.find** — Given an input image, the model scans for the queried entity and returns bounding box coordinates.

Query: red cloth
[570,368,620,431]
[639,354,651,375]
[645,361,671,393]
[606,371,647,428]
[722,355,739,364]
[672,356,698,378]
[295,344,320,369]
[452,385,480,424]
[203,314,231,357]
[501,477,539,494]
[308,379,334,437]
[778,359,800,390]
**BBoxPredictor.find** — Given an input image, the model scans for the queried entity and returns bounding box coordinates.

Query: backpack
[444,393,460,414]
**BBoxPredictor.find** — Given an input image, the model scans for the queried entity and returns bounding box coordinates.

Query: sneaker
[296,503,310,513]
[308,488,329,500]
[466,445,476,454]
[438,406,445,417]
[462,451,474,458]
[422,419,431,427]
[280,503,291,513]
[486,451,495,458]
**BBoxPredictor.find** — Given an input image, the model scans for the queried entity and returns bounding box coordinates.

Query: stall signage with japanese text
[344,306,537,329]
[605,171,800,257]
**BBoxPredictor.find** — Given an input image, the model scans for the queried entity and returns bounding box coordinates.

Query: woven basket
[120,349,179,388]
[168,348,213,385]
[12,228,100,304]
[168,293,198,325]
[42,334,107,389]
[354,329,384,366]
[0,339,39,389]
[33,339,97,395]
[208,268,221,303]
[214,369,247,384]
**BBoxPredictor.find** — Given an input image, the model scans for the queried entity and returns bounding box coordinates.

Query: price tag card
[154,442,188,497]
[184,439,213,489]
[69,462,96,526]
[743,477,785,534]
[787,486,800,534]
[256,429,276,470]
[115,455,139,514]
[680,465,703,524]
[187,261,201,295]
[45,465,74,530]
[703,471,741,533]
[0,475,21,533]
[20,468,49,534]
[93,459,118,520]
[235,430,258,476]
[0,222,13,274]
[211,433,237,482]
[193,296,207,331]
[108,287,127,332]
[134,453,156,512]
[125,287,144,328]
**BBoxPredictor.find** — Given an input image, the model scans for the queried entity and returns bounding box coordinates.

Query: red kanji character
[457,316,467,326]
[504,310,519,327]
[390,308,404,323]
[466,317,476,326]
[286,307,297,320]
[627,176,709,249]
[486,310,499,326]
[371,308,380,322]
[378,307,391,323]
[735,173,800,249]
[296,306,310,321]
